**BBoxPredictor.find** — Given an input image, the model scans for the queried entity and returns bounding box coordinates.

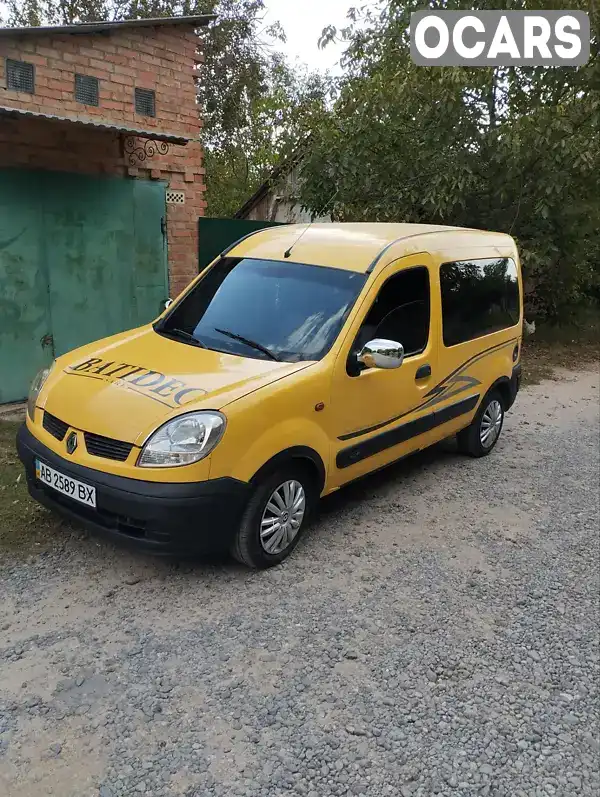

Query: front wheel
[230,465,317,569]
[457,390,505,458]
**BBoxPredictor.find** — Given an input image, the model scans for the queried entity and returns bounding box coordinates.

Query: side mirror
[358,339,404,371]
[164,298,173,310]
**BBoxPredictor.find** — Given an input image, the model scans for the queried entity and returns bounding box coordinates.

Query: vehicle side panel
[208,363,332,490]
[325,254,441,489]
[423,244,523,443]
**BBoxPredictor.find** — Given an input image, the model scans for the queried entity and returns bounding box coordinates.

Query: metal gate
[0,169,167,403]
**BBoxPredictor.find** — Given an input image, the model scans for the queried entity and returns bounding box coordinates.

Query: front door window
[349,266,430,372]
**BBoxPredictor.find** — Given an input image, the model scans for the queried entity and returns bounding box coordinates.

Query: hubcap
[480,399,503,448]
[260,480,306,555]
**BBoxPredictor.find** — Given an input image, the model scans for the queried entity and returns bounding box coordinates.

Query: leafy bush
[301,0,600,322]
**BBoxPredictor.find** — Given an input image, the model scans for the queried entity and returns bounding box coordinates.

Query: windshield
[156,257,367,363]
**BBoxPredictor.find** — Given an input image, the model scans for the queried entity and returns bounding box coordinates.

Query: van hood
[40,326,313,445]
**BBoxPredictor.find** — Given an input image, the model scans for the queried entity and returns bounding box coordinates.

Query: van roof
[226,222,515,273]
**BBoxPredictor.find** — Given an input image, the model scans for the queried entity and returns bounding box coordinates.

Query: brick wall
[0,24,205,295]
[0,26,200,135]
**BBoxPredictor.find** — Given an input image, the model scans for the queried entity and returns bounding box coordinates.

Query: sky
[0,0,355,74]
[263,0,354,74]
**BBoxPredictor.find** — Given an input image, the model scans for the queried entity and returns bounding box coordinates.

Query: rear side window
[440,258,520,347]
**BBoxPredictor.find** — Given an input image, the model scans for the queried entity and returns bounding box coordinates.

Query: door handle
[415,364,431,380]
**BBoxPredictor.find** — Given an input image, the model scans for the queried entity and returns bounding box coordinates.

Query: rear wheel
[457,389,505,458]
[231,464,317,569]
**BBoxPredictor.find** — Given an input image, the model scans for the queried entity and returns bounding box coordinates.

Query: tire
[230,464,317,569]
[457,389,505,458]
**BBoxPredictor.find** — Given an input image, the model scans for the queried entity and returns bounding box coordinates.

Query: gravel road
[1,368,598,797]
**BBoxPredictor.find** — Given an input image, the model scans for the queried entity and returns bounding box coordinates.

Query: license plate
[35,460,96,508]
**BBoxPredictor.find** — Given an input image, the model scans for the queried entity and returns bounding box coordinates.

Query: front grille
[84,432,133,462]
[43,411,69,441]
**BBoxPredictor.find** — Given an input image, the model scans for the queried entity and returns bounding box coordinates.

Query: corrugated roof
[0,105,193,144]
[0,15,215,38]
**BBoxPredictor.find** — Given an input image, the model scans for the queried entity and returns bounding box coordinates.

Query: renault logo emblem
[66,432,78,455]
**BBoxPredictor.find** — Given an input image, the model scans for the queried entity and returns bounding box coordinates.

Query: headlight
[28,363,54,420]
[138,411,226,468]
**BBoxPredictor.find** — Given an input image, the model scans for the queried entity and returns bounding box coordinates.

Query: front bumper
[17,424,250,555]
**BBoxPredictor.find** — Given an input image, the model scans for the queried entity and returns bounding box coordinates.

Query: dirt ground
[0,366,599,797]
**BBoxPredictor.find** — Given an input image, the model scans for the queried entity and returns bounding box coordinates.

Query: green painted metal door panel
[0,171,53,404]
[131,179,169,325]
[198,217,284,272]
[0,168,167,403]
[45,173,167,359]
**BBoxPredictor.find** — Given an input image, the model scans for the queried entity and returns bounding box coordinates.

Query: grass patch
[0,420,64,556]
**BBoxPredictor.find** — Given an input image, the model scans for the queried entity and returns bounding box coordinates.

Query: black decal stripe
[417,374,481,413]
[337,412,434,468]
[336,394,479,469]
[339,403,417,441]
[338,372,476,442]
[338,338,517,442]
[63,371,106,382]
[63,371,175,408]
[434,394,479,427]
[424,338,517,399]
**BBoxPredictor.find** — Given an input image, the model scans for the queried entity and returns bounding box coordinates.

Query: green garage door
[0,169,167,403]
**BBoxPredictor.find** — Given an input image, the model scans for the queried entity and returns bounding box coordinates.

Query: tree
[4,0,328,218]
[200,47,330,217]
[302,0,600,321]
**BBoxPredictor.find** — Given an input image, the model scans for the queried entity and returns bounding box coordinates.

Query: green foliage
[3,0,328,218]
[302,0,600,321]
[200,45,330,218]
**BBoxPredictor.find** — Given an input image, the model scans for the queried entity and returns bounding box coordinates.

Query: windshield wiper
[214,328,280,361]
[160,327,206,348]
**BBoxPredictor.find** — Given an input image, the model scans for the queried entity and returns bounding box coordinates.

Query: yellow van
[17,223,523,568]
